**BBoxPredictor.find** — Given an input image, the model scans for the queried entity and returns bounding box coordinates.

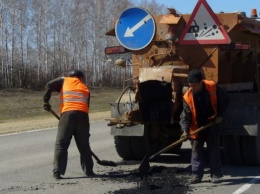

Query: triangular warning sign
[179,0,231,45]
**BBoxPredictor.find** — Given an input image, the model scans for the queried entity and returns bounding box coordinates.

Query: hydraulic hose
[117,86,134,116]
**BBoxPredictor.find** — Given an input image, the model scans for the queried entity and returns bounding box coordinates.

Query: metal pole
[123,60,127,90]
[254,35,260,93]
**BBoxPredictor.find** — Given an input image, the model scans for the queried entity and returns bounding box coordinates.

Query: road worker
[43,69,94,179]
[180,69,229,184]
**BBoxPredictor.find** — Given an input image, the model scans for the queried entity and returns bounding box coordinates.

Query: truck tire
[222,135,243,165]
[165,124,183,154]
[131,124,160,160]
[241,134,260,165]
[165,136,182,154]
[131,136,149,160]
[114,136,135,160]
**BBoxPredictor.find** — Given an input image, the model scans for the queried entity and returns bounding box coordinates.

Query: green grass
[0,87,123,122]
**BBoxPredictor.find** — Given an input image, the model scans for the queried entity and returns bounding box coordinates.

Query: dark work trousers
[53,111,94,175]
[190,124,222,179]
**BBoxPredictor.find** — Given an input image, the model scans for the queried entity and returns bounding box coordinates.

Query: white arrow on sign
[124,14,152,37]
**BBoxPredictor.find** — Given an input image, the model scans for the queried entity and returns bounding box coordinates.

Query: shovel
[138,121,214,179]
[49,109,117,167]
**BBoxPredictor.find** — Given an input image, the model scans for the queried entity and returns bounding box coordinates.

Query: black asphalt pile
[107,165,192,194]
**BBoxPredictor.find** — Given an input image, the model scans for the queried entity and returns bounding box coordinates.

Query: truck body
[105,5,260,165]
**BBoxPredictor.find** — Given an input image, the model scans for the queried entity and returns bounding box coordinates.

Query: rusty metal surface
[106,117,139,126]
[105,28,116,36]
[106,10,260,88]
[239,16,260,34]
[139,66,179,83]
[159,14,181,25]
[105,8,260,164]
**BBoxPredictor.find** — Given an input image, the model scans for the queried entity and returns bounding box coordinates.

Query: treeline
[0,0,166,90]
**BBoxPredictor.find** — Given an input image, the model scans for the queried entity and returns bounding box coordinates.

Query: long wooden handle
[50,109,60,120]
[149,122,214,161]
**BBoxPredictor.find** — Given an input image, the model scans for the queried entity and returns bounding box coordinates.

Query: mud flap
[221,93,260,136]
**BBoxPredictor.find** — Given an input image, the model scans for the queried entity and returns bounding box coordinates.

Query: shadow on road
[114,148,191,166]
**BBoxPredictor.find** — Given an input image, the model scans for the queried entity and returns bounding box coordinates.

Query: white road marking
[232,175,260,194]
[0,127,54,137]
[0,120,103,137]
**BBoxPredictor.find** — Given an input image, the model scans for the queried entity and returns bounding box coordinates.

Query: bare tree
[0,0,167,89]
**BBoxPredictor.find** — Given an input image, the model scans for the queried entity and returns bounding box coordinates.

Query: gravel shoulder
[0,111,110,135]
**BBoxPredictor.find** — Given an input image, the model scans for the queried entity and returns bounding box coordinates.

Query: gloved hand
[215,116,223,124]
[43,102,51,112]
[180,131,189,141]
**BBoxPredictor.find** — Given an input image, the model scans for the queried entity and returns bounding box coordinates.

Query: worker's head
[68,69,84,79]
[187,69,203,92]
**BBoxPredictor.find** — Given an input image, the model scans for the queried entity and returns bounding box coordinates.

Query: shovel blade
[138,154,150,180]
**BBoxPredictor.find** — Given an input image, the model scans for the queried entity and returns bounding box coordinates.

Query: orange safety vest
[183,80,217,139]
[59,77,89,114]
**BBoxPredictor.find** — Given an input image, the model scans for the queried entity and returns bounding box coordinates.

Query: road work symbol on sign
[179,0,231,44]
[115,7,155,50]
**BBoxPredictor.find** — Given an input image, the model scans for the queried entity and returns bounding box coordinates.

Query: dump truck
[105,2,260,165]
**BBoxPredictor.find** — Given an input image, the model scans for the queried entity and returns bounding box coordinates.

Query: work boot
[53,172,62,180]
[189,176,201,184]
[86,171,96,177]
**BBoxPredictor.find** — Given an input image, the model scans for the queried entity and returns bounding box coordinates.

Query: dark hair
[68,70,84,78]
[187,69,203,83]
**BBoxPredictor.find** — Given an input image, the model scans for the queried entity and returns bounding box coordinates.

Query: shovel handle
[50,109,60,120]
[149,121,214,161]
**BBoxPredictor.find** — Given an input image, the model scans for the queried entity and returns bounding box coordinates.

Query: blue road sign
[115,7,155,51]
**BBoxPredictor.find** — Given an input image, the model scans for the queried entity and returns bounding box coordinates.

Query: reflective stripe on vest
[60,77,89,113]
[183,80,217,139]
[60,91,88,104]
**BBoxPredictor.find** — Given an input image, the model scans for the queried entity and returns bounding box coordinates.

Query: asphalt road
[1,120,260,194]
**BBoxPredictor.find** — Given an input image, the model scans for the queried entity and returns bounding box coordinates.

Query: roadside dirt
[0,111,110,135]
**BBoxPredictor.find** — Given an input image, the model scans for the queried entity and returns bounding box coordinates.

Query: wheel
[165,136,182,154]
[165,123,182,154]
[131,123,162,160]
[242,99,260,165]
[241,134,260,165]
[222,135,243,165]
[114,136,135,160]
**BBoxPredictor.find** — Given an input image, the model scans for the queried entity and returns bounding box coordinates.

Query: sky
[157,0,260,18]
